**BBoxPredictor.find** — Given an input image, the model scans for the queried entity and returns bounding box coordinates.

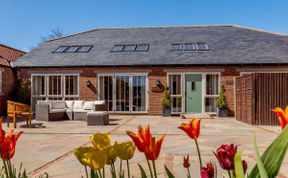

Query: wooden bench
[7,100,32,128]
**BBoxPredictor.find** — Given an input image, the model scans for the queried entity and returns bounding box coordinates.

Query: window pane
[54,46,68,53]
[111,45,124,52]
[66,46,80,53]
[196,43,209,51]
[116,76,130,111]
[206,74,219,95]
[78,45,93,53]
[132,76,146,112]
[205,97,217,112]
[169,75,181,95]
[48,76,62,96]
[172,97,182,113]
[99,76,113,111]
[123,45,136,52]
[136,44,149,52]
[184,43,196,51]
[171,44,183,51]
[65,75,78,96]
[32,76,45,95]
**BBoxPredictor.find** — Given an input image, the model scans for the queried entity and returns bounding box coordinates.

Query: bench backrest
[7,100,30,117]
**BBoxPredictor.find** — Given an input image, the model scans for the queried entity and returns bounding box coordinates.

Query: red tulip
[201,162,215,178]
[183,154,190,168]
[272,106,288,129]
[0,130,23,160]
[0,118,5,147]
[213,144,237,170]
[241,160,248,174]
[145,134,165,160]
[178,119,201,140]
[126,125,151,152]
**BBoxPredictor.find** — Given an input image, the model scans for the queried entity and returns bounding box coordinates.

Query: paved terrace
[2,115,288,178]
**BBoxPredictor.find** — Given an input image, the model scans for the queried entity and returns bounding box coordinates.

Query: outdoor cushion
[73,109,88,113]
[73,100,84,109]
[51,101,66,109]
[65,101,74,109]
[94,100,105,105]
[83,101,94,110]
[50,109,65,113]
[38,100,51,105]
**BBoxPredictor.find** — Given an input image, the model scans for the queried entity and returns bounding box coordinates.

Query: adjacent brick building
[13,25,288,116]
[0,44,26,114]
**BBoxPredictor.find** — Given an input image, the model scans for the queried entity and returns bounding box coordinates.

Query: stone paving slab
[1,115,287,178]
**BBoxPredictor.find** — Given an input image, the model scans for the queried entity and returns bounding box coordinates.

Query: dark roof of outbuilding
[13,25,288,67]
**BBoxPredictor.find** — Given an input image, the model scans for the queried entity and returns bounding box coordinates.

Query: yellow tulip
[105,144,117,165]
[84,149,107,170]
[73,146,96,166]
[115,141,135,160]
[90,132,110,149]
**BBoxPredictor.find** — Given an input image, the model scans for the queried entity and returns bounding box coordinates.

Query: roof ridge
[233,25,288,37]
[46,24,236,42]
[0,44,27,54]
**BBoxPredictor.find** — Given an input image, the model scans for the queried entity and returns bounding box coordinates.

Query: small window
[123,45,137,52]
[196,43,209,51]
[78,45,93,53]
[171,44,183,51]
[66,46,81,53]
[191,81,196,91]
[111,45,125,52]
[53,46,69,53]
[184,43,196,51]
[136,44,149,52]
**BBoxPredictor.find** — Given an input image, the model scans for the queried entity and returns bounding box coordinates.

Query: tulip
[200,162,215,178]
[84,149,107,170]
[178,119,201,140]
[115,141,135,161]
[0,118,5,147]
[183,154,190,168]
[214,144,237,171]
[272,106,288,129]
[126,125,151,152]
[104,144,117,165]
[242,160,248,174]
[0,130,23,160]
[73,146,96,166]
[145,135,165,161]
[90,132,110,149]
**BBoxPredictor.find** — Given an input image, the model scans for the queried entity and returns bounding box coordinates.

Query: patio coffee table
[87,112,109,126]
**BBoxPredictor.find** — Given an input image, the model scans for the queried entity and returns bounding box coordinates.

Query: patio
[4,115,288,178]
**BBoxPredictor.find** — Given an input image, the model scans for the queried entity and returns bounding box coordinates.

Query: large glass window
[99,76,113,111]
[116,76,130,112]
[205,74,219,113]
[132,76,146,112]
[169,74,182,113]
[65,75,79,100]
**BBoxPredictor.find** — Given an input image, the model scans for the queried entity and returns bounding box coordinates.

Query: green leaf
[253,134,268,178]
[164,165,175,178]
[249,126,288,177]
[234,152,245,178]
[138,164,147,178]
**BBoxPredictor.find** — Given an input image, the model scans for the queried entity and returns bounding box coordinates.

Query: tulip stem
[152,160,157,178]
[146,157,154,178]
[2,158,9,177]
[7,159,12,177]
[194,139,203,168]
[84,166,88,178]
[102,167,105,178]
[227,170,231,178]
[120,159,123,175]
[126,160,130,178]
[187,168,191,178]
[98,169,103,178]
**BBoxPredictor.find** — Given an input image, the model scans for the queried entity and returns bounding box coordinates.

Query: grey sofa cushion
[83,101,94,110]
[73,100,84,109]
[51,101,66,109]
[94,100,105,105]
[65,101,74,109]
[38,100,51,105]
[73,109,89,113]
[50,109,65,113]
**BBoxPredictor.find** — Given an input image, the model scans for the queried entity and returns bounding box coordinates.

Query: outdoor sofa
[35,100,109,124]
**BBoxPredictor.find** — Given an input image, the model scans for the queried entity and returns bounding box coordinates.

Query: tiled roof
[0,44,26,67]
[13,25,288,67]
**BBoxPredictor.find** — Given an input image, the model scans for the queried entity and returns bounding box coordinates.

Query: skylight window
[53,46,69,53]
[171,44,183,51]
[110,44,149,52]
[66,46,81,53]
[123,45,137,52]
[171,43,210,52]
[136,44,149,52]
[77,45,93,53]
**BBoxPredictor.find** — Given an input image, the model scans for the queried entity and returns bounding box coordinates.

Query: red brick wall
[18,65,288,116]
[0,67,16,114]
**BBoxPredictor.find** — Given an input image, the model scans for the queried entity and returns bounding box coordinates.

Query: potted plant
[160,85,172,117]
[216,85,228,117]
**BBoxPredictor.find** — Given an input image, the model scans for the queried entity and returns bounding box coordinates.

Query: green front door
[185,74,202,113]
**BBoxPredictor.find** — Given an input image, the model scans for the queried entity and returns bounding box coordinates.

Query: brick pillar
[80,68,97,100]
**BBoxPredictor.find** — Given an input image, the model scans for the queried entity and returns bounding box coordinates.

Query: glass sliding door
[132,76,146,112]
[116,75,130,112]
[169,74,182,114]
[48,75,62,100]
[31,75,46,111]
[205,74,219,113]
[99,75,113,111]
[64,75,79,100]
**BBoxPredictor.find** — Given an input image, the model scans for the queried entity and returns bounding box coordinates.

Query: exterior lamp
[86,80,92,87]
[156,80,161,87]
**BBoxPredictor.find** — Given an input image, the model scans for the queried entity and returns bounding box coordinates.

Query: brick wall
[18,65,288,116]
[0,67,16,114]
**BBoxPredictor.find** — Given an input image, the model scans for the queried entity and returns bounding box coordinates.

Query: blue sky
[1,0,288,52]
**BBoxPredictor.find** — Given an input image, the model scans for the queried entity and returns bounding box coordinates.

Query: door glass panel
[116,76,130,112]
[48,75,62,97]
[132,76,146,112]
[65,75,78,97]
[99,76,113,111]
[205,97,217,112]
[206,74,219,95]
[32,76,45,96]
[169,74,182,113]
[172,97,182,113]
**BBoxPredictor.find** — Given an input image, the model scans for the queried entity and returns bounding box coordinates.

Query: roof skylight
[66,46,80,53]
[171,43,209,52]
[53,45,93,53]
[111,44,149,52]
[53,46,69,53]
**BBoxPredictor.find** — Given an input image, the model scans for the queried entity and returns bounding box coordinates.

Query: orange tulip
[126,125,151,152]
[145,134,165,161]
[272,106,288,129]
[179,119,201,139]
[0,130,23,160]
